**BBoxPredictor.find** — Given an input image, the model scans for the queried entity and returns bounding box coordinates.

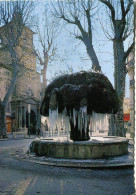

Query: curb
[0,135,36,141]
[13,149,134,169]
[14,155,134,168]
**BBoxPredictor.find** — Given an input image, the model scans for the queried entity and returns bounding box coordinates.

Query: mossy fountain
[30,71,128,159]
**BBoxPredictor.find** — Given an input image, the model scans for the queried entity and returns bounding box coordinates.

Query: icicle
[48,107,59,138]
[89,112,110,135]
[65,115,69,141]
[48,104,110,140]
[56,106,58,119]
[84,114,88,136]
[73,108,76,127]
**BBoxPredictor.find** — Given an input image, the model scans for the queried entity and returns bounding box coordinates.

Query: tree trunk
[70,117,90,141]
[108,113,116,136]
[113,36,126,137]
[86,45,101,72]
[0,66,18,137]
[0,102,7,138]
[83,37,101,72]
[43,64,47,91]
[36,60,48,131]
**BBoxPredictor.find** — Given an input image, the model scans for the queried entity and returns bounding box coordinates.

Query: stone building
[123,98,130,127]
[127,51,134,138]
[0,25,41,135]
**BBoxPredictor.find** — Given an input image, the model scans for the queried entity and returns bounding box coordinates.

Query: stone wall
[0,67,11,101]
[127,51,134,138]
[0,25,41,133]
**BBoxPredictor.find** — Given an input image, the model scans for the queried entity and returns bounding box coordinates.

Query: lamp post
[28,104,31,138]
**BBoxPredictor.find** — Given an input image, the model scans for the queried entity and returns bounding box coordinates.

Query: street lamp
[28,104,31,138]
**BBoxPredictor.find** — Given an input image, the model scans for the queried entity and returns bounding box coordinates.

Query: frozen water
[45,106,110,139]
[73,108,78,127]
[91,112,110,134]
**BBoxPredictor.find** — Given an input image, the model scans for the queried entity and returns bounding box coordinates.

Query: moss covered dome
[40,71,118,116]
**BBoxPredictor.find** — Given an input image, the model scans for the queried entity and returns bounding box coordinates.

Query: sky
[33,0,133,98]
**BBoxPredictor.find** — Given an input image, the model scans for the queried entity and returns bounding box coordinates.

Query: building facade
[127,51,134,138]
[0,25,41,135]
[123,98,130,127]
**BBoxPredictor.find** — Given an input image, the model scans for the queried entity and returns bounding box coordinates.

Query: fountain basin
[30,137,128,159]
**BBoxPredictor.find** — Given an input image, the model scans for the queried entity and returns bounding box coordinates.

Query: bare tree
[34,8,61,97]
[52,0,101,72]
[0,1,35,138]
[99,0,134,136]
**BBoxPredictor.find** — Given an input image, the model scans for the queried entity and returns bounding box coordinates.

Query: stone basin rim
[30,136,129,159]
[33,136,129,145]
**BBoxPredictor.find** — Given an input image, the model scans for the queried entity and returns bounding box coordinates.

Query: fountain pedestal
[30,137,128,159]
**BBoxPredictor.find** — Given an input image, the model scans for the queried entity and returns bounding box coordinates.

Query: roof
[0,21,35,34]
[11,96,40,105]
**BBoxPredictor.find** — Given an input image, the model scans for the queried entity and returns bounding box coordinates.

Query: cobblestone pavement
[0,137,135,195]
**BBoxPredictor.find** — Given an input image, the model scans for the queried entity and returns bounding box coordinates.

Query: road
[0,138,135,195]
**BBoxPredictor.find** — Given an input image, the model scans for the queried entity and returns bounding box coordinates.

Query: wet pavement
[0,135,135,195]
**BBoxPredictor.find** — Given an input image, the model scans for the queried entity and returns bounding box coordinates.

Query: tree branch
[34,49,44,65]
[49,46,56,58]
[76,35,83,41]
[120,0,133,38]
[86,9,92,41]
[99,0,115,22]
[124,0,133,18]
[60,14,76,25]
[120,0,125,19]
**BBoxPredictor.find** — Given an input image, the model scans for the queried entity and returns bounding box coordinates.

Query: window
[0,38,3,48]
[5,71,10,77]
[6,102,11,112]
[130,80,134,87]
